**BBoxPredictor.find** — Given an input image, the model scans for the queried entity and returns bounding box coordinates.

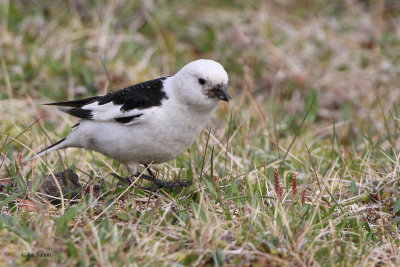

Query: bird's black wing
[45,77,169,124]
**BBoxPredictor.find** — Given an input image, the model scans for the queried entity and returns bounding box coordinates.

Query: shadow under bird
[26,59,231,189]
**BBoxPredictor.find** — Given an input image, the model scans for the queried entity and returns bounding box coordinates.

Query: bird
[26,59,230,189]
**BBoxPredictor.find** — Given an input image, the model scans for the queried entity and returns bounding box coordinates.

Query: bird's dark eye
[198,78,206,85]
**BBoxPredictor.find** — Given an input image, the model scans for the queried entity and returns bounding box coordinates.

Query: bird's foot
[138,174,192,191]
[110,173,136,185]
[111,170,192,191]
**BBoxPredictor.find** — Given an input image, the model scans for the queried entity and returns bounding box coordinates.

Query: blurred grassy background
[2,0,400,146]
[1,0,400,265]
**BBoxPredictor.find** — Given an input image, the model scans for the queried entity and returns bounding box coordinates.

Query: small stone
[40,169,82,203]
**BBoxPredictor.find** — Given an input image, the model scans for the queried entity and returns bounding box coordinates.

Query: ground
[1,0,400,266]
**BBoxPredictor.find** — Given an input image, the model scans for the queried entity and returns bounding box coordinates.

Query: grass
[1,0,400,265]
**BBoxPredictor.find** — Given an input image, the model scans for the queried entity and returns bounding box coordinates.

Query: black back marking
[98,77,169,112]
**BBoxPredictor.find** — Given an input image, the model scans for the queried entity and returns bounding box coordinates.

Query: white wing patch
[81,101,146,123]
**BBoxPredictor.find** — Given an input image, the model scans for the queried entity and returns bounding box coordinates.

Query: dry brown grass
[1,0,400,266]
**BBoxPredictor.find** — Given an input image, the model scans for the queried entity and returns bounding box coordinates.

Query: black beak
[215,84,231,102]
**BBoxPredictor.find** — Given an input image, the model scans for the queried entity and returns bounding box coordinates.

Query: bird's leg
[145,166,157,180]
[125,164,139,185]
[126,176,134,185]
[139,164,192,191]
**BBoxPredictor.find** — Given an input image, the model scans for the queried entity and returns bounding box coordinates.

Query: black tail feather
[44,96,99,108]
[64,107,93,119]
[36,138,67,155]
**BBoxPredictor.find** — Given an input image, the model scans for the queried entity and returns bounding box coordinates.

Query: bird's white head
[172,59,230,110]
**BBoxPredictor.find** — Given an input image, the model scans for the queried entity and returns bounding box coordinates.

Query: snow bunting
[27,59,230,189]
